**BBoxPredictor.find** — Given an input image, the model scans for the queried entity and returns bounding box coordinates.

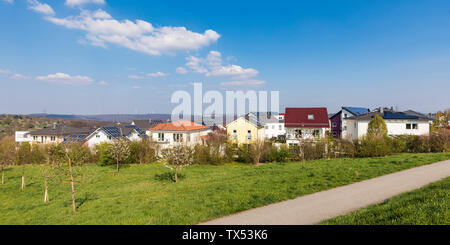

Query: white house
[345,109,430,140]
[284,108,331,146]
[15,131,31,143]
[85,125,147,148]
[149,120,212,149]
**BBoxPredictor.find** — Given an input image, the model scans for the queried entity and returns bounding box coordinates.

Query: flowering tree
[162,145,194,183]
[108,138,131,172]
[0,136,16,185]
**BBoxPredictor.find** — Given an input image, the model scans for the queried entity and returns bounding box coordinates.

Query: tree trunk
[175,167,178,183]
[21,166,25,189]
[1,166,4,185]
[116,158,119,172]
[68,158,77,213]
[44,176,49,203]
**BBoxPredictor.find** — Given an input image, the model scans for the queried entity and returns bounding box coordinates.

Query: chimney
[380,107,384,113]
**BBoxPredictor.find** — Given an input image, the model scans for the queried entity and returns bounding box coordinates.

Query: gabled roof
[86,125,147,141]
[151,120,210,131]
[402,110,432,120]
[285,108,330,128]
[246,112,282,126]
[342,107,370,116]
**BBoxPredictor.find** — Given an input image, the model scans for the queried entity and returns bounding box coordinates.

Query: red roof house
[151,120,210,131]
[285,108,330,128]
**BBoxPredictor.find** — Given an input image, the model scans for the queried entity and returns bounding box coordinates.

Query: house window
[332,132,337,137]
[265,126,268,129]
[173,133,183,142]
[344,114,348,118]
[107,136,112,140]
[96,134,100,138]
[247,130,252,140]
[332,122,337,127]
[158,133,164,141]
[295,129,302,138]
[33,136,38,140]
[344,126,347,130]
[51,136,56,141]
[233,130,237,140]
[308,114,315,120]
[313,130,320,137]
[279,125,282,130]
[412,123,418,129]
[406,124,411,129]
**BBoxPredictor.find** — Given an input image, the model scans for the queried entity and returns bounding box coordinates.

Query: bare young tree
[16,142,32,190]
[0,136,16,185]
[109,138,131,172]
[162,145,194,183]
[42,144,63,203]
[59,143,89,212]
[297,141,306,169]
[250,139,267,165]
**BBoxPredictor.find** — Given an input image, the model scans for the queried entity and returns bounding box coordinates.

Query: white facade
[286,127,329,145]
[85,128,144,148]
[151,129,212,149]
[345,119,430,140]
[15,131,31,143]
[263,123,286,139]
[340,108,354,139]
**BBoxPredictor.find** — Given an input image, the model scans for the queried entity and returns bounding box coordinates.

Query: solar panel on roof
[383,111,418,119]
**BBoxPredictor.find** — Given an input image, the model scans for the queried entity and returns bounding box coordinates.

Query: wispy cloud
[36,73,94,85]
[132,85,141,89]
[221,80,266,87]
[2,0,13,4]
[128,75,144,80]
[27,0,55,16]
[44,9,220,56]
[176,67,188,74]
[0,69,11,74]
[10,74,30,80]
[65,0,105,7]
[147,72,167,77]
[98,81,108,86]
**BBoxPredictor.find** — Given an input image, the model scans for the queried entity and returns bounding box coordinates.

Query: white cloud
[132,85,141,89]
[2,0,14,4]
[44,9,220,56]
[10,74,30,80]
[98,81,108,85]
[36,73,94,85]
[65,0,105,7]
[186,51,258,79]
[146,71,167,77]
[27,0,55,16]
[176,67,188,74]
[0,69,10,75]
[221,80,266,87]
[128,75,144,79]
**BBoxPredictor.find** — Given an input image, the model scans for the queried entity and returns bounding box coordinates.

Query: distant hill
[28,114,172,123]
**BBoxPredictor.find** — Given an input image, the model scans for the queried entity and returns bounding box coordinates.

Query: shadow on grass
[154,172,185,183]
[63,192,99,209]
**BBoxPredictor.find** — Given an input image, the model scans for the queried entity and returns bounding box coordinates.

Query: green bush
[429,129,450,153]
[236,144,252,164]
[387,136,407,154]
[95,143,115,166]
[193,145,226,165]
[355,135,392,157]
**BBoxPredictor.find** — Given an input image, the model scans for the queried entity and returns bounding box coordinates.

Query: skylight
[308,114,314,120]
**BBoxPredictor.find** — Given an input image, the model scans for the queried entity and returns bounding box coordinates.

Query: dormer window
[308,114,314,120]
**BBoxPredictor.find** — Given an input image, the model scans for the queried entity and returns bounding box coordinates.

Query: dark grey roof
[245,112,283,126]
[403,110,432,120]
[132,120,153,131]
[30,125,93,136]
[347,111,429,121]
[98,125,148,139]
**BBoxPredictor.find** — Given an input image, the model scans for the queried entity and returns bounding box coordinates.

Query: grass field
[0,153,449,225]
[322,176,450,225]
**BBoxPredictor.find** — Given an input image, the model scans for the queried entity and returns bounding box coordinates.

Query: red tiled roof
[151,120,210,131]
[285,107,330,128]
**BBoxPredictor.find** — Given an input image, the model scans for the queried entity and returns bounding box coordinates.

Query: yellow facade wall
[226,117,264,144]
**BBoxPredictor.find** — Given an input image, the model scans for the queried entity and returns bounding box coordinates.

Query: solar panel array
[124,125,146,136]
[383,111,418,119]
[103,126,121,138]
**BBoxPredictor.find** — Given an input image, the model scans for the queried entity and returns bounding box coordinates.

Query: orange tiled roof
[151,120,210,131]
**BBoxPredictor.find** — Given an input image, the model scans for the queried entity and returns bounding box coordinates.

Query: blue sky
[0,0,449,115]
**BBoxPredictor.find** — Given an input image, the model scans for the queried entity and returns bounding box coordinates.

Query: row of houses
[15,107,434,149]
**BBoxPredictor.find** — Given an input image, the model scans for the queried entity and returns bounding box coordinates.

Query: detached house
[329,107,370,138]
[85,125,148,148]
[284,108,330,146]
[26,125,92,145]
[345,108,430,139]
[150,120,211,149]
[246,112,286,140]
[226,116,265,145]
